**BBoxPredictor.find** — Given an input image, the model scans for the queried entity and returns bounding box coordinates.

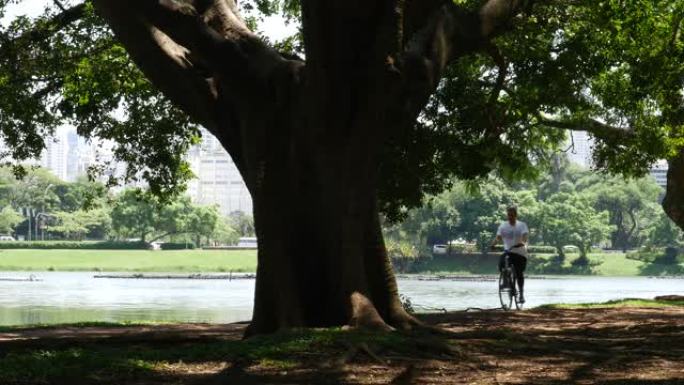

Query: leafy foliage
[386,158,670,259]
[0,2,199,199]
[0,205,22,234]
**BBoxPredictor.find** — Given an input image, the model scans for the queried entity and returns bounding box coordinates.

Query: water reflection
[0,272,682,325]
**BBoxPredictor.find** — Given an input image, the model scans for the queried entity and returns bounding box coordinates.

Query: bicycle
[499,252,523,311]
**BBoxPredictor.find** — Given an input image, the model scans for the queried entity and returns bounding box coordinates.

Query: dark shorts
[499,251,527,274]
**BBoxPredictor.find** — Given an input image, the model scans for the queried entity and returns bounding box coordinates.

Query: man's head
[507,206,518,224]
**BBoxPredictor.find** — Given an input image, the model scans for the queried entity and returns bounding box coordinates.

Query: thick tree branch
[52,0,68,12]
[391,0,536,140]
[93,0,221,133]
[95,0,304,193]
[0,2,87,55]
[478,0,532,39]
[536,115,635,140]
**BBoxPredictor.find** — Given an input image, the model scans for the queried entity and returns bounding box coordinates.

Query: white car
[432,244,448,255]
[0,235,15,241]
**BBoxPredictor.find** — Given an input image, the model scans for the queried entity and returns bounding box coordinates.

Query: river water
[0,272,682,326]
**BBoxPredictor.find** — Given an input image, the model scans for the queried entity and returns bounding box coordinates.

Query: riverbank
[412,252,683,276]
[0,249,258,272]
[0,249,682,276]
[1,298,682,385]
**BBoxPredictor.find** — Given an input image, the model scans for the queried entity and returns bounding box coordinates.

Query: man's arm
[490,234,503,249]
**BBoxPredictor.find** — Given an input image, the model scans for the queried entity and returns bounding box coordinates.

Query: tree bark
[663,148,684,230]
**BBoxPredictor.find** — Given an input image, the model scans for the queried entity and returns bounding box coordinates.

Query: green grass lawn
[585,252,644,276]
[412,251,684,276]
[0,249,257,272]
[537,297,684,309]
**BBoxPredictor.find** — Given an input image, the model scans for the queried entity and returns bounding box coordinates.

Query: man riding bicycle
[490,206,528,304]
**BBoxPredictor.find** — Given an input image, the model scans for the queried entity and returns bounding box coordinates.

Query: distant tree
[110,189,158,242]
[51,209,111,241]
[111,189,220,244]
[384,193,460,249]
[450,180,538,253]
[0,206,23,235]
[184,205,220,247]
[210,216,240,246]
[55,177,110,212]
[538,192,614,264]
[228,211,255,237]
[386,239,420,273]
[585,177,662,251]
[647,212,684,248]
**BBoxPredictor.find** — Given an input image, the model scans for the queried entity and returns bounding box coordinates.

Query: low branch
[93,0,221,132]
[479,0,531,39]
[536,115,635,140]
[23,3,87,44]
[392,0,535,139]
[52,0,68,12]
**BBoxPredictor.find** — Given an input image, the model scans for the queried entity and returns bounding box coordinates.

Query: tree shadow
[638,262,684,276]
[2,307,683,385]
[527,254,602,275]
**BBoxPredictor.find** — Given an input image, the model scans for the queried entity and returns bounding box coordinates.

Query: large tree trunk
[663,148,684,230]
[92,0,532,335]
[248,180,413,335]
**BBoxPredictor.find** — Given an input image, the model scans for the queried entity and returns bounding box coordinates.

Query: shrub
[160,242,196,250]
[628,247,682,265]
[527,245,557,254]
[0,241,148,249]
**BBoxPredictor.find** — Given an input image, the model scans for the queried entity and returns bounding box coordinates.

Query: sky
[1,0,297,38]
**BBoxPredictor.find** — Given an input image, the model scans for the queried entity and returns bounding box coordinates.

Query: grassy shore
[412,251,683,276]
[537,297,684,309]
[0,248,681,276]
[0,249,258,272]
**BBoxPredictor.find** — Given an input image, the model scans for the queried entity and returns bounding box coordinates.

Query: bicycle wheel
[498,268,513,310]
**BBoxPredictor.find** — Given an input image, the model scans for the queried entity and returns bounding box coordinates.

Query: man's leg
[498,252,508,288]
[511,254,527,302]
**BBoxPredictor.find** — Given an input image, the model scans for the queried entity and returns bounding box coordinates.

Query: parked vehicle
[432,244,448,255]
[0,235,16,241]
[237,237,258,248]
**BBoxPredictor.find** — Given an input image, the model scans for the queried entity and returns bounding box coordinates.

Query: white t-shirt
[497,220,529,254]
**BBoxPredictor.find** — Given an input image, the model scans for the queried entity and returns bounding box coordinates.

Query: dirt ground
[1,306,683,384]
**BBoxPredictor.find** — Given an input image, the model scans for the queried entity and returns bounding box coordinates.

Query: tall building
[186,129,253,215]
[565,130,593,168]
[1,126,253,215]
[40,130,69,180]
[649,159,668,189]
[65,129,98,182]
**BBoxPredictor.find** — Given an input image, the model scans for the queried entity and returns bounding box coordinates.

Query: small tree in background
[539,192,614,265]
[51,209,111,241]
[386,239,421,274]
[0,206,23,236]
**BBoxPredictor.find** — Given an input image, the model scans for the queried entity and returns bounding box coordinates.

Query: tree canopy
[1,0,682,222]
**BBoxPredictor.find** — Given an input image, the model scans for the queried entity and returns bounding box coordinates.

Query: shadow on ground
[1,305,683,384]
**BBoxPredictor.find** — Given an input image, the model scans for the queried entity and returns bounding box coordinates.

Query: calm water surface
[0,272,682,325]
